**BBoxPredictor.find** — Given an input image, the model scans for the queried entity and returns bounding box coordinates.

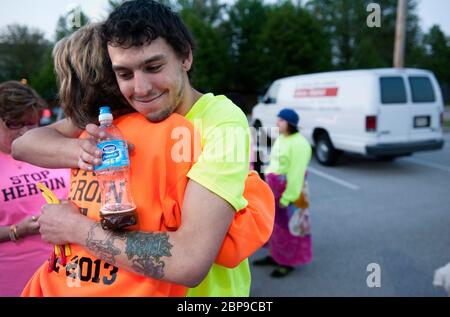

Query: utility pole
[393,0,407,68]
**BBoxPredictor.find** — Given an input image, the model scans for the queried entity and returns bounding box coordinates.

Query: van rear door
[377,76,410,143]
[407,75,440,141]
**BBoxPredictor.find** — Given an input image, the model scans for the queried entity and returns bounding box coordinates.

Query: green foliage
[0,25,50,83]
[1,0,450,109]
[30,7,90,99]
[444,119,450,129]
[224,0,270,93]
[305,0,421,69]
[257,1,332,89]
[107,0,174,11]
[179,0,231,92]
[180,0,331,95]
[28,48,57,100]
[107,0,128,11]
[421,25,450,83]
[55,7,90,41]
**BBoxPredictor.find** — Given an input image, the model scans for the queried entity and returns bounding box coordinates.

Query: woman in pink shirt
[0,81,70,296]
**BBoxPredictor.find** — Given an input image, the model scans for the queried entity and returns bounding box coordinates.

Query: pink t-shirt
[0,152,70,296]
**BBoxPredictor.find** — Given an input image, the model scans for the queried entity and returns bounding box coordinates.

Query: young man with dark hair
[15,0,274,296]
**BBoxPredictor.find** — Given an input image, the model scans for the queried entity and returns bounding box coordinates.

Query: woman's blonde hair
[53,23,134,129]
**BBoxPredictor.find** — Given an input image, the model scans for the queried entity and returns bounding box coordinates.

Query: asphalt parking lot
[250,132,450,297]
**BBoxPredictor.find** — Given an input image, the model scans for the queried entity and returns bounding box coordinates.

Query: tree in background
[421,25,450,103]
[1,0,449,111]
[29,48,57,100]
[108,0,173,10]
[257,1,331,88]
[107,0,127,10]
[55,6,90,41]
[421,25,450,83]
[30,7,90,100]
[179,0,232,93]
[180,0,331,107]
[305,0,421,69]
[223,0,269,94]
[0,25,49,83]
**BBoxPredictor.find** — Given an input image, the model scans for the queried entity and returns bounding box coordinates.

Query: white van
[251,68,445,165]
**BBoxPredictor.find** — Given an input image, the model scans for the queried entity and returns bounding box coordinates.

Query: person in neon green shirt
[253,108,313,278]
[13,1,274,296]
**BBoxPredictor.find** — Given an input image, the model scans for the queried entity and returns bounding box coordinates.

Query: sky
[0,0,449,41]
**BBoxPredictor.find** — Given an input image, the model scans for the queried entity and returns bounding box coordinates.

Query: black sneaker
[252,256,277,266]
[271,265,294,278]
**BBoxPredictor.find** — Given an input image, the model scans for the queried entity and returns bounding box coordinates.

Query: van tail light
[366,115,377,132]
[440,112,444,127]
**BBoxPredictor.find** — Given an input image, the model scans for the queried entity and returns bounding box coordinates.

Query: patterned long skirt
[266,173,312,267]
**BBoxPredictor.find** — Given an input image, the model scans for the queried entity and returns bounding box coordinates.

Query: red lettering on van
[294,87,338,98]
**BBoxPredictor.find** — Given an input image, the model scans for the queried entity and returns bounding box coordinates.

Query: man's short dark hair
[102,0,194,60]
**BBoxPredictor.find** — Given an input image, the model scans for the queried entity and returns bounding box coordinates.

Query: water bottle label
[94,140,130,171]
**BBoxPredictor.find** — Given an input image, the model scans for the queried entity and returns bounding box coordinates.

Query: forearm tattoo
[85,223,125,265]
[85,223,173,279]
[125,232,173,279]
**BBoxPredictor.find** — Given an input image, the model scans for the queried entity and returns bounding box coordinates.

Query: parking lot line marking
[403,158,450,173]
[308,167,360,191]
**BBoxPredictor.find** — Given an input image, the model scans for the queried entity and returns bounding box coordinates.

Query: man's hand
[39,200,89,245]
[69,180,235,287]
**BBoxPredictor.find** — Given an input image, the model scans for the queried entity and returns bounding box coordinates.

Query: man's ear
[182,49,193,71]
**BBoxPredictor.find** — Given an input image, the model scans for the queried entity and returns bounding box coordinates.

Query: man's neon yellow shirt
[185,93,251,297]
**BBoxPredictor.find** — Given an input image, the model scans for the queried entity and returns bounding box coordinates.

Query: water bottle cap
[99,106,113,122]
[100,106,111,114]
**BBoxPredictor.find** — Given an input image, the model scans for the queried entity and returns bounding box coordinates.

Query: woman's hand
[16,215,41,238]
[77,124,103,171]
[78,124,134,171]
[278,197,289,209]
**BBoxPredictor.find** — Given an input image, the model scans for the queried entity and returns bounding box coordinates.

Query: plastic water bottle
[94,106,137,230]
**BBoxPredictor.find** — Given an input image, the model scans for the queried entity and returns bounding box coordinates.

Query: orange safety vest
[22,112,274,296]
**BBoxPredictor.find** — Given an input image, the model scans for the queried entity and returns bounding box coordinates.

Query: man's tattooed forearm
[84,223,172,280]
[125,232,173,279]
[85,223,125,265]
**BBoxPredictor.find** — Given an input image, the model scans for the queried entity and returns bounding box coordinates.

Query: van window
[408,76,436,103]
[264,82,280,104]
[380,77,407,104]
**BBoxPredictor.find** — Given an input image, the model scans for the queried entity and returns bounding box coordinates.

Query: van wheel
[315,133,340,166]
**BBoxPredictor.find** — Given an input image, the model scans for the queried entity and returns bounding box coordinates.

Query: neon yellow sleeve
[186,102,250,211]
